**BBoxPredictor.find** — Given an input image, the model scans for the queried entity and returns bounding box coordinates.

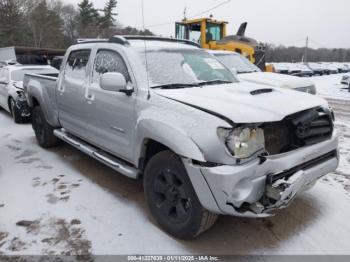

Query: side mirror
[100,72,132,95]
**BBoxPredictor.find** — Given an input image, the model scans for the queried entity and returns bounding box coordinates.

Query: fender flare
[134,119,206,165]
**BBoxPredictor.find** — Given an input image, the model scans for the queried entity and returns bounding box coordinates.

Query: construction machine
[175,17,266,70]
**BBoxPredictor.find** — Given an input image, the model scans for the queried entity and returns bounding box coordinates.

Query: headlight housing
[217,126,265,159]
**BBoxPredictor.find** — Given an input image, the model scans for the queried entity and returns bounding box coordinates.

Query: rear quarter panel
[25,74,60,127]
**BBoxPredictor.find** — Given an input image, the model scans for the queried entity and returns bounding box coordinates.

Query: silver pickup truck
[24,36,339,239]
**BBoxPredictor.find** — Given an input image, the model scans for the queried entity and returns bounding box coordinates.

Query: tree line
[265,44,350,63]
[0,0,153,49]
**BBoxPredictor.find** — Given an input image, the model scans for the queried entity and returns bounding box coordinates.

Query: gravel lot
[1,74,350,256]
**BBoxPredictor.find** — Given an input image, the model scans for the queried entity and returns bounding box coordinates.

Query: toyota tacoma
[24,36,339,239]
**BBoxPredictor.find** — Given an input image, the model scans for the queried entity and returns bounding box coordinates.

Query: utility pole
[304,36,309,64]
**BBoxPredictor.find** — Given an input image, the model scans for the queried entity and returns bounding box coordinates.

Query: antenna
[183,7,187,20]
[141,0,151,99]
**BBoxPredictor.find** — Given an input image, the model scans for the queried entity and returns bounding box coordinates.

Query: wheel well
[31,97,40,107]
[139,139,169,172]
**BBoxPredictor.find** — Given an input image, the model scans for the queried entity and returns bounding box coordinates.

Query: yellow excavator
[175,17,266,70]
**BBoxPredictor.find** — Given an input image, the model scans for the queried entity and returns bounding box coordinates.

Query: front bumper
[183,132,339,218]
[15,92,31,118]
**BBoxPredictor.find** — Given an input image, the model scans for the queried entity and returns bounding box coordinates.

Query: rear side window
[65,50,91,79]
[92,49,131,84]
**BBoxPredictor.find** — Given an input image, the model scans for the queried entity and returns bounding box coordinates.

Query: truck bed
[24,73,60,127]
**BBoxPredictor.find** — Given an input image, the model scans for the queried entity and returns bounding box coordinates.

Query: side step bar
[53,129,139,179]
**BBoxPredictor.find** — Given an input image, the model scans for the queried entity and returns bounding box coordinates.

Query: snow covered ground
[1,74,350,256]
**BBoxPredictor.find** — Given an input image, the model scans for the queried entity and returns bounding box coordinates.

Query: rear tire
[144,150,218,239]
[10,98,23,124]
[31,106,59,148]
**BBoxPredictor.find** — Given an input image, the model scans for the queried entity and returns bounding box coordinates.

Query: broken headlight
[217,126,265,159]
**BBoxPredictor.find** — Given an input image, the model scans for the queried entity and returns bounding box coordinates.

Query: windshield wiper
[151,83,199,89]
[197,80,233,86]
[238,71,255,74]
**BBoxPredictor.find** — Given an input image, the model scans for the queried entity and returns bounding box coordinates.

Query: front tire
[10,98,24,124]
[31,106,59,148]
[144,150,218,239]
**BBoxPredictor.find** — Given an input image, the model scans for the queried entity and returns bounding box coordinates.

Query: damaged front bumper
[15,91,31,118]
[183,132,339,218]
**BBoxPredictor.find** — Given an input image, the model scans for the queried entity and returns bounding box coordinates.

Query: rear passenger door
[57,49,92,137]
[85,48,136,162]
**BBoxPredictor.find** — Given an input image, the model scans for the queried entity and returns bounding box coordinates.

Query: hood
[237,72,314,89]
[12,81,24,90]
[154,82,328,124]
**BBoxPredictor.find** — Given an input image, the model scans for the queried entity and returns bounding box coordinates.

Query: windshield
[215,53,261,73]
[138,49,237,88]
[11,68,58,81]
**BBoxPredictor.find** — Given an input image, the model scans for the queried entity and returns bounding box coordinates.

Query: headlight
[295,85,316,95]
[217,126,265,159]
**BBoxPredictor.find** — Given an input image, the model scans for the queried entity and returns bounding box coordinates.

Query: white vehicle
[271,62,289,74]
[295,63,314,77]
[341,74,350,90]
[0,64,58,123]
[308,63,326,75]
[323,63,339,74]
[211,51,317,94]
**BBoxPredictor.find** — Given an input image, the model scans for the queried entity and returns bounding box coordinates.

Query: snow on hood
[237,72,314,89]
[154,82,328,124]
[13,81,24,90]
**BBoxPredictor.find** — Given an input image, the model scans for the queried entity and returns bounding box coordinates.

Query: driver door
[84,48,136,162]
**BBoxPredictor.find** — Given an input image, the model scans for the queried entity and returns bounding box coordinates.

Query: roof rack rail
[75,35,200,48]
[109,36,130,45]
[111,35,200,48]
[75,38,108,44]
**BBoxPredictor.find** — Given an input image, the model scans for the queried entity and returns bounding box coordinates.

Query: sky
[64,0,350,49]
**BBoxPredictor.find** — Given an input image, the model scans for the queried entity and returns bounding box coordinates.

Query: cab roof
[74,35,200,49]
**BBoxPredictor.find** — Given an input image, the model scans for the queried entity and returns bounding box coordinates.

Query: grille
[263,107,333,155]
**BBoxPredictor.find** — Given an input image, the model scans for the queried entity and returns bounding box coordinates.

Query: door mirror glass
[100,72,127,92]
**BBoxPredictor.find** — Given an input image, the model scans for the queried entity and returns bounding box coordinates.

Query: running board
[53,129,139,179]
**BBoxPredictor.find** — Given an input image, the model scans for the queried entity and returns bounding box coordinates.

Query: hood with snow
[237,72,314,89]
[154,81,328,124]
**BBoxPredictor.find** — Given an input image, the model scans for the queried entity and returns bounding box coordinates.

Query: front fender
[134,119,206,163]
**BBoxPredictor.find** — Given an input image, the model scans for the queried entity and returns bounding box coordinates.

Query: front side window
[175,23,187,40]
[188,23,202,44]
[65,50,91,79]
[92,50,131,84]
[138,48,237,87]
[206,23,222,43]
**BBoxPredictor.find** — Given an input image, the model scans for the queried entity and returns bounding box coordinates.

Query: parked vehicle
[211,51,317,94]
[307,63,325,75]
[24,36,339,239]
[0,64,58,123]
[341,74,350,88]
[295,63,314,77]
[286,63,303,76]
[323,63,339,74]
[271,63,289,74]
